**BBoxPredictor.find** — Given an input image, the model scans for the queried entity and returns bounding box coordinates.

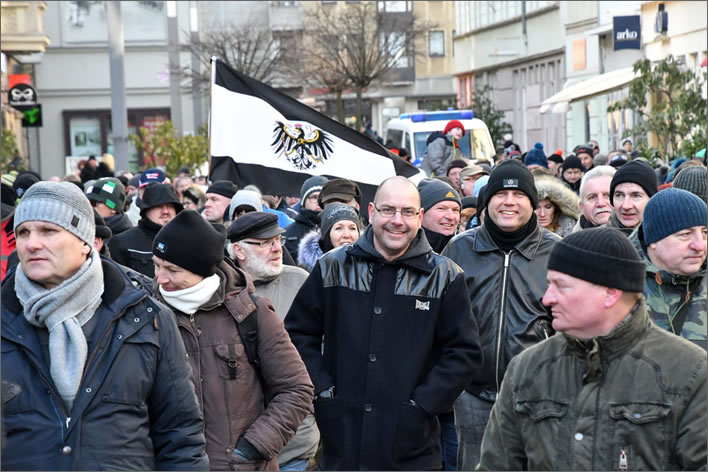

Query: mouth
[499,210,517,216]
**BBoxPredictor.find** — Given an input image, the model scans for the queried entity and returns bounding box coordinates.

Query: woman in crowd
[297,203,362,272]
[534,175,580,238]
[181,183,206,211]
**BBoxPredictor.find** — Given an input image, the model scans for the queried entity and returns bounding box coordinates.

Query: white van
[384,110,496,167]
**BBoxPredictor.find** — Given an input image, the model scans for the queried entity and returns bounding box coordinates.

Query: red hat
[443,119,466,136]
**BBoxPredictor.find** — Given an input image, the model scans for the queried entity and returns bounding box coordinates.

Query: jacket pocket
[515,400,568,421]
[214,343,241,380]
[1,346,33,414]
[393,401,436,464]
[102,329,160,406]
[313,396,343,458]
[609,402,671,470]
[126,250,154,275]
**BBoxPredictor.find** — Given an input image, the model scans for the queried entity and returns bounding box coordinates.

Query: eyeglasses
[373,204,420,219]
[241,236,286,248]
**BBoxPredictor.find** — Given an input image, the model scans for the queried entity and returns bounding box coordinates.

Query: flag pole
[208,56,218,180]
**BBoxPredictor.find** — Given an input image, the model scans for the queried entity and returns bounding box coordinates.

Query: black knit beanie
[609,160,658,205]
[206,180,238,199]
[548,227,645,292]
[418,178,461,211]
[483,159,538,209]
[153,210,226,277]
[562,155,584,172]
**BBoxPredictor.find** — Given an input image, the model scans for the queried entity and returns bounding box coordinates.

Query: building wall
[454,1,566,150]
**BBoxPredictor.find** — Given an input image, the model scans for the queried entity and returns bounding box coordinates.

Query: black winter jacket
[105,212,134,236]
[285,227,482,470]
[284,208,320,262]
[108,217,162,277]
[1,257,208,470]
[442,223,559,401]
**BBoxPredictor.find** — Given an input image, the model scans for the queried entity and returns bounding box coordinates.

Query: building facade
[454,1,566,151]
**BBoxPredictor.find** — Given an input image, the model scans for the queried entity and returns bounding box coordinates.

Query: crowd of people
[1,118,706,471]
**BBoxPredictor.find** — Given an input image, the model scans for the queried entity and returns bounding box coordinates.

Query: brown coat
[156,260,314,471]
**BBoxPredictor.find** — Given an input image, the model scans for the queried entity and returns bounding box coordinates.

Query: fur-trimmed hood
[297,229,323,272]
[534,176,580,220]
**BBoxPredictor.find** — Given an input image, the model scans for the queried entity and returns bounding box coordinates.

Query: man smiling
[418,178,461,253]
[442,159,559,470]
[285,176,481,470]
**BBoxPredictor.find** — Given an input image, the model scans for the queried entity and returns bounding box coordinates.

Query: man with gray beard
[226,211,319,471]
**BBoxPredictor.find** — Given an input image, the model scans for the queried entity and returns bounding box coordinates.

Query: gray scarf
[15,250,104,411]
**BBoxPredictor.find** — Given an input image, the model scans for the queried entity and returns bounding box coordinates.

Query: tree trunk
[355,85,363,131]
[336,88,344,123]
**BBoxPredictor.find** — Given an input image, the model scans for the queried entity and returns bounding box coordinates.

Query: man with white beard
[226,211,319,471]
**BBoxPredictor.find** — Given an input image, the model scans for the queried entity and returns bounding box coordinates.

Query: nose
[541,286,555,306]
[689,234,707,252]
[597,195,609,207]
[620,197,633,210]
[25,231,43,250]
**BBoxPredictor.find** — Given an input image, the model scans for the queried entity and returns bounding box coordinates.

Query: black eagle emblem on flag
[271,121,334,170]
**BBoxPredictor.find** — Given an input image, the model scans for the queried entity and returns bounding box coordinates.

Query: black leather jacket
[443,224,559,401]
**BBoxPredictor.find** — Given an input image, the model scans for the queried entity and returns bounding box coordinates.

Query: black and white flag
[209,58,424,203]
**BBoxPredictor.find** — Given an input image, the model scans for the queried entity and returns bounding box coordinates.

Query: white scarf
[159,274,221,315]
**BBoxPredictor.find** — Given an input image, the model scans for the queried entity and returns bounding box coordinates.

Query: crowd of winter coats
[1,130,706,471]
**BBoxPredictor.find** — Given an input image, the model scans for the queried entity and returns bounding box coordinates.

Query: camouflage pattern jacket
[630,226,707,351]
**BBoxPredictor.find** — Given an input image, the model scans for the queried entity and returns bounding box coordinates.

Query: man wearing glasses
[285,176,482,470]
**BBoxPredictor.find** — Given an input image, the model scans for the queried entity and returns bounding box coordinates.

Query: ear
[231,242,247,262]
[368,202,375,223]
[82,242,92,256]
[603,287,623,308]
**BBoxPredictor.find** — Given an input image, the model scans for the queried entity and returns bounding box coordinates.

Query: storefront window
[70,117,102,156]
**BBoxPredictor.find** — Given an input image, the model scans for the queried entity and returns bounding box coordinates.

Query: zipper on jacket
[590,370,607,470]
[495,252,511,393]
[618,449,628,470]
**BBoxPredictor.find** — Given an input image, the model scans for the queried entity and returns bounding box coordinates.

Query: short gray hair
[579,165,616,199]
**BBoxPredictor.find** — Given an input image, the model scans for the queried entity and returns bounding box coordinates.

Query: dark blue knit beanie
[524,143,548,169]
[643,188,707,245]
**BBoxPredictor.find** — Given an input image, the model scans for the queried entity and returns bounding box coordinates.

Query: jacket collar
[566,298,650,378]
[473,222,547,260]
[348,225,434,273]
[295,208,320,226]
[138,217,163,234]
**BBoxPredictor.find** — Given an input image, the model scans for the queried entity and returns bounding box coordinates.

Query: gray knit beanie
[14,181,95,245]
[230,190,262,219]
[673,166,707,202]
[300,175,328,202]
[320,203,361,238]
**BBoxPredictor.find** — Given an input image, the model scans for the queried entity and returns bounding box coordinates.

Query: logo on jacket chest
[415,299,430,311]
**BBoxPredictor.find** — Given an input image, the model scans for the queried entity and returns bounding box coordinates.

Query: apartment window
[429,31,444,57]
[381,32,409,67]
[377,1,411,12]
[452,29,456,56]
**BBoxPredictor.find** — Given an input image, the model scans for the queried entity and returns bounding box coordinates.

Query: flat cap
[226,211,285,242]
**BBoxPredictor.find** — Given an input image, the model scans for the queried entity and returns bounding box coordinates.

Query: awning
[540,67,638,114]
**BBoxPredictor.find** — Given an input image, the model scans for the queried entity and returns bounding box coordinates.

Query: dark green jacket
[478,300,707,471]
[630,226,707,351]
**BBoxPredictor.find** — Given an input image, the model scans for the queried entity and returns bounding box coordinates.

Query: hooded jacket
[534,176,580,238]
[478,299,707,471]
[154,260,314,471]
[285,226,482,470]
[442,222,560,401]
[630,226,707,350]
[421,135,465,177]
[2,257,208,470]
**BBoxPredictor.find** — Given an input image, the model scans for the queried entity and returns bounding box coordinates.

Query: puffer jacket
[442,222,559,401]
[154,259,314,471]
[534,176,580,238]
[285,227,482,470]
[478,299,707,471]
[1,257,208,470]
[108,217,162,277]
[630,226,707,350]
